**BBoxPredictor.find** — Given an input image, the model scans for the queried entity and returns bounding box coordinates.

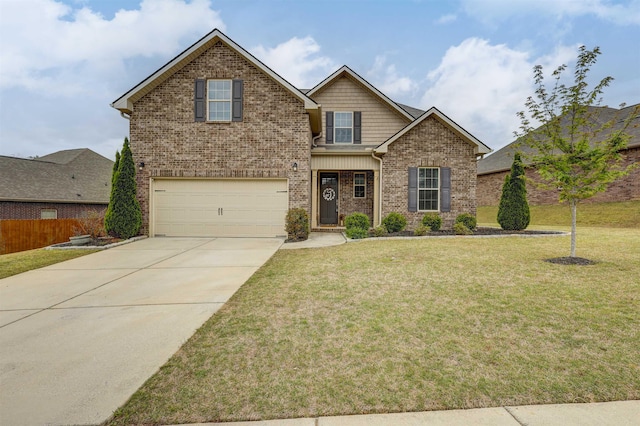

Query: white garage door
[152,179,288,237]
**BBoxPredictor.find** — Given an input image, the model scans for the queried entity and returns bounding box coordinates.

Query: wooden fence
[0,219,81,255]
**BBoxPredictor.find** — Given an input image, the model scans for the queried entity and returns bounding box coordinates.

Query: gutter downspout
[371,150,383,227]
[120,111,131,120]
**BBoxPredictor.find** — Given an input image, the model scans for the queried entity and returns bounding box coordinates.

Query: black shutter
[408,167,418,212]
[353,111,362,144]
[232,79,243,122]
[440,167,451,212]
[194,79,206,122]
[326,111,334,144]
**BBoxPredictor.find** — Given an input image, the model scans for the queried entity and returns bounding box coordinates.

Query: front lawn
[107,227,640,425]
[0,248,101,279]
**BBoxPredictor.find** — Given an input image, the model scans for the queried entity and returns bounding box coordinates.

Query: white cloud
[421,38,576,150]
[367,56,418,97]
[461,0,640,25]
[436,13,457,24]
[0,0,225,93]
[0,0,225,159]
[251,36,336,88]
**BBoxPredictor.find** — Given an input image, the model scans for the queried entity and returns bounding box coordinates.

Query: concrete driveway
[0,237,283,426]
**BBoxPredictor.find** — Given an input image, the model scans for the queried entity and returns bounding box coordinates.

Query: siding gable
[309,75,411,146]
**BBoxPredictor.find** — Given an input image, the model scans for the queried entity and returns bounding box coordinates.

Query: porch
[310,152,381,230]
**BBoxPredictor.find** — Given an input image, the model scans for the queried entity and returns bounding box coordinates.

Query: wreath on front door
[322,187,336,201]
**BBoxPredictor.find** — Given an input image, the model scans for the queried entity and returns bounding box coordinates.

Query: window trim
[353,172,366,198]
[418,167,439,212]
[206,79,232,122]
[334,111,353,144]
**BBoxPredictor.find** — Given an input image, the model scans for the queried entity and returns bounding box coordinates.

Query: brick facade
[381,116,477,229]
[478,146,640,206]
[0,202,107,220]
[129,41,312,234]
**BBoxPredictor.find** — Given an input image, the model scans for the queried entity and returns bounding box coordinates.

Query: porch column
[311,169,318,228]
[373,169,380,227]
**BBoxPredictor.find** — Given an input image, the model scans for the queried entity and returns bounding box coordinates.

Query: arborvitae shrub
[497,153,530,231]
[104,137,142,239]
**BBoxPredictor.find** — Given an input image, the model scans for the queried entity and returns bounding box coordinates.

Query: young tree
[497,153,530,231]
[516,46,638,258]
[105,137,142,239]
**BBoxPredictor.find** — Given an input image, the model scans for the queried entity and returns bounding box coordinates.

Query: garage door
[152,179,288,237]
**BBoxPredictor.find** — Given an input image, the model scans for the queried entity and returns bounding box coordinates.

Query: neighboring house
[111,29,490,238]
[477,105,640,206]
[0,149,113,219]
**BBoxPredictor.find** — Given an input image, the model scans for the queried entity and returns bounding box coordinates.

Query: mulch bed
[377,227,565,237]
[545,256,596,265]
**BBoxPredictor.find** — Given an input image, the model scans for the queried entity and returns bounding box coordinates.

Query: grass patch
[107,227,640,425]
[0,248,101,279]
[478,200,640,228]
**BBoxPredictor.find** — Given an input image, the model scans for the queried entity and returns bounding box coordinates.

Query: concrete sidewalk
[173,400,639,426]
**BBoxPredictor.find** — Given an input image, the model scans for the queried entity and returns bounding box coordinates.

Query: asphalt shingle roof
[478,104,640,175]
[0,148,114,204]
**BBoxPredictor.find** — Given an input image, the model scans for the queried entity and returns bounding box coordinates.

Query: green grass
[107,227,640,425]
[0,248,101,279]
[478,200,640,228]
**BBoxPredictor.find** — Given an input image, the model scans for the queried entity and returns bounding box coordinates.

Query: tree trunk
[570,199,577,257]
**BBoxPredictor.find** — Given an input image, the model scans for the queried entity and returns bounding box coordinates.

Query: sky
[1,0,639,161]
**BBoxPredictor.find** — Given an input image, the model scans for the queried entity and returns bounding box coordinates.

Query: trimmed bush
[345,212,370,231]
[414,224,429,236]
[346,228,368,239]
[285,208,309,241]
[370,225,387,237]
[382,212,407,233]
[344,212,370,240]
[453,222,473,235]
[497,153,530,231]
[104,137,142,239]
[421,213,442,231]
[455,213,477,231]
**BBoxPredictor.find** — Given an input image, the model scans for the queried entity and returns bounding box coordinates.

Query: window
[354,172,366,198]
[207,80,231,121]
[418,168,439,211]
[41,209,57,219]
[334,112,353,143]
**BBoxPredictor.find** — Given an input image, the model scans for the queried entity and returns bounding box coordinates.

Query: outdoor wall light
[292,162,298,172]
[138,162,145,171]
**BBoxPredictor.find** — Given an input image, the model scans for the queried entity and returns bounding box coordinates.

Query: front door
[320,173,338,225]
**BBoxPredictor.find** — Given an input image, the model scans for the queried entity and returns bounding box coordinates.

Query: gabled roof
[375,107,492,155]
[478,104,640,175]
[0,149,113,204]
[111,29,321,132]
[306,65,415,121]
